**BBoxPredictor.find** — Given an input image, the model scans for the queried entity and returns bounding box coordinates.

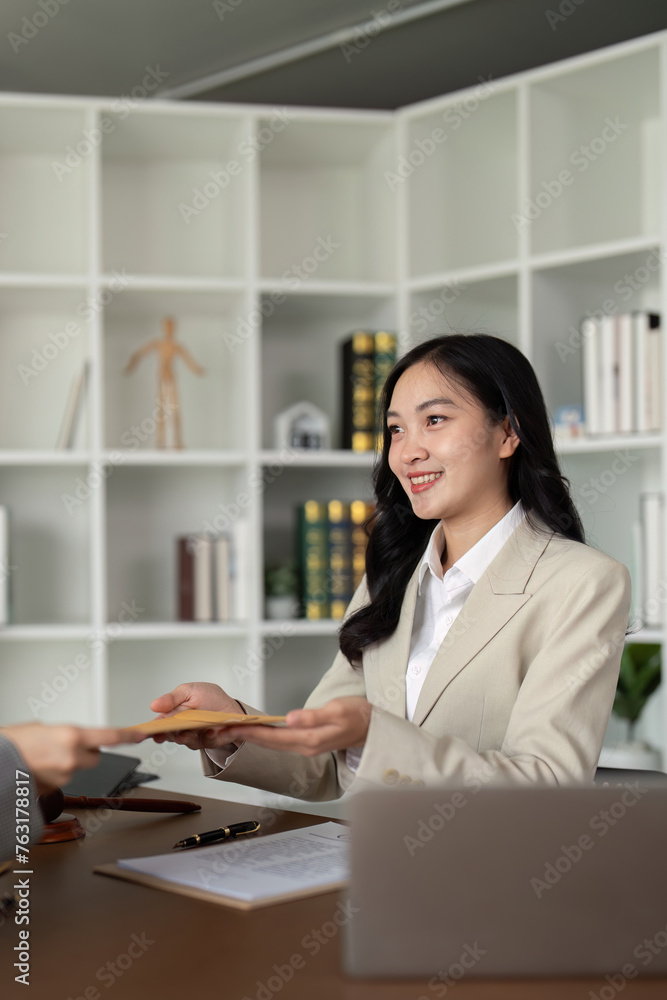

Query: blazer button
[383,768,399,785]
[412,779,425,789]
[397,775,412,787]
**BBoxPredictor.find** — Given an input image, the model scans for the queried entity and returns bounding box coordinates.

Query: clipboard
[94,820,350,910]
[94,862,347,911]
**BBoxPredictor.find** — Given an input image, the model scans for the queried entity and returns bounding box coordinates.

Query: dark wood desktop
[1,788,665,1000]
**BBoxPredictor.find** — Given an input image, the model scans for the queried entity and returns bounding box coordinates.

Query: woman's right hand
[149,682,245,751]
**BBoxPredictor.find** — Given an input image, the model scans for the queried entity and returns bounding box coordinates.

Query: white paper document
[117,821,350,903]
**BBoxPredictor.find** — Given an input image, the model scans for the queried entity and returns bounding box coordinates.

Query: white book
[641,493,663,628]
[599,315,617,434]
[56,361,89,449]
[633,312,660,432]
[0,506,8,626]
[582,318,600,435]
[648,316,662,431]
[191,534,213,622]
[231,518,250,620]
[616,313,634,434]
[214,535,232,621]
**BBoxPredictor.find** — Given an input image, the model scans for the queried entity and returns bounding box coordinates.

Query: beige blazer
[202,516,632,799]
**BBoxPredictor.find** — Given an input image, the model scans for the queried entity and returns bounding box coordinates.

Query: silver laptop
[344,784,667,978]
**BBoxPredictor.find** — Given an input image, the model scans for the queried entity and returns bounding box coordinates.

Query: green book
[297,501,329,620]
[341,332,375,451]
[374,331,397,451]
[327,500,353,621]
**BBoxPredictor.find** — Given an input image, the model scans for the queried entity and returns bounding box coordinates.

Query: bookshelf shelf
[0,625,92,642]
[100,275,247,294]
[258,450,376,468]
[0,29,665,795]
[258,619,341,637]
[109,622,249,640]
[529,235,663,273]
[556,434,663,456]
[0,452,92,466]
[407,261,521,294]
[258,279,396,298]
[100,450,249,467]
[631,627,664,644]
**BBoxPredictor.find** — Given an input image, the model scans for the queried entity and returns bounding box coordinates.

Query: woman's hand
[222,697,373,757]
[149,682,245,751]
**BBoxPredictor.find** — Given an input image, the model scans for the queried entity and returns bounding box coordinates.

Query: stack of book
[639,493,664,628]
[297,499,374,620]
[341,331,397,451]
[177,533,235,622]
[582,312,662,435]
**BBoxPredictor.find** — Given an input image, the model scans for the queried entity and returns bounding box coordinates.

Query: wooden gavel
[39,788,201,821]
[37,788,201,842]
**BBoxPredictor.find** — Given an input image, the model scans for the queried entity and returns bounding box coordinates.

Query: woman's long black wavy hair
[339,333,585,668]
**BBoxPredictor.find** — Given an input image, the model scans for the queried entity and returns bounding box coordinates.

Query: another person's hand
[0,723,142,792]
[222,697,373,757]
[149,682,245,751]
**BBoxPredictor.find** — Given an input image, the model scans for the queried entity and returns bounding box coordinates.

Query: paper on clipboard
[95,822,350,909]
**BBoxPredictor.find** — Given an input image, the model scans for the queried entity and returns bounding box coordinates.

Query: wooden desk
[1,788,666,1000]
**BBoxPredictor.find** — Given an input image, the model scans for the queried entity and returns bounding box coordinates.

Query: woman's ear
[499,415,521,458]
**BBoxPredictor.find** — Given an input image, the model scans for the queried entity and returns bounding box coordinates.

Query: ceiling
[0,0,665,110]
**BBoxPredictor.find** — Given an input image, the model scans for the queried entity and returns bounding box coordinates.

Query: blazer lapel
[411,518,553,727]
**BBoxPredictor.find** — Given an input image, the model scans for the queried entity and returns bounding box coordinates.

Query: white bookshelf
[0,31,666,807]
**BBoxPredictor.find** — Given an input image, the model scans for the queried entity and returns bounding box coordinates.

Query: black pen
[173,820,260,850]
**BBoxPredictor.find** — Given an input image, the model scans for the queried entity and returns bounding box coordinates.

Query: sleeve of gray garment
[0,734,44,862]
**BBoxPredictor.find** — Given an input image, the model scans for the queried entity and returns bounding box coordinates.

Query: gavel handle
[63,795,201,813]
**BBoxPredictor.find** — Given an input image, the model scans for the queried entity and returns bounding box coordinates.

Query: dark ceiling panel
[192,0,667,108]
[0,0,664,108]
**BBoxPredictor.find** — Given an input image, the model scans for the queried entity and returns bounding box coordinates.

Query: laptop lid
[344,785,667,979]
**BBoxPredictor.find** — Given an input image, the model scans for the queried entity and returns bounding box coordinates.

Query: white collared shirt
[345,500,526,773]
[405,500,526,721]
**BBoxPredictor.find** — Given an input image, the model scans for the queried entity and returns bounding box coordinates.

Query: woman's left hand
[222,697,373,757]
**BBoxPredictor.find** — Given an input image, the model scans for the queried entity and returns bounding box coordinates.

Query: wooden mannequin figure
[124,316,205,449]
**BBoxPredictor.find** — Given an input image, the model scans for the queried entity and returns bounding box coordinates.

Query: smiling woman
[149,333,631,799]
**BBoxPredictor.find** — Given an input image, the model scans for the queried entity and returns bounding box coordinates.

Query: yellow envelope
[121,709,286,736]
